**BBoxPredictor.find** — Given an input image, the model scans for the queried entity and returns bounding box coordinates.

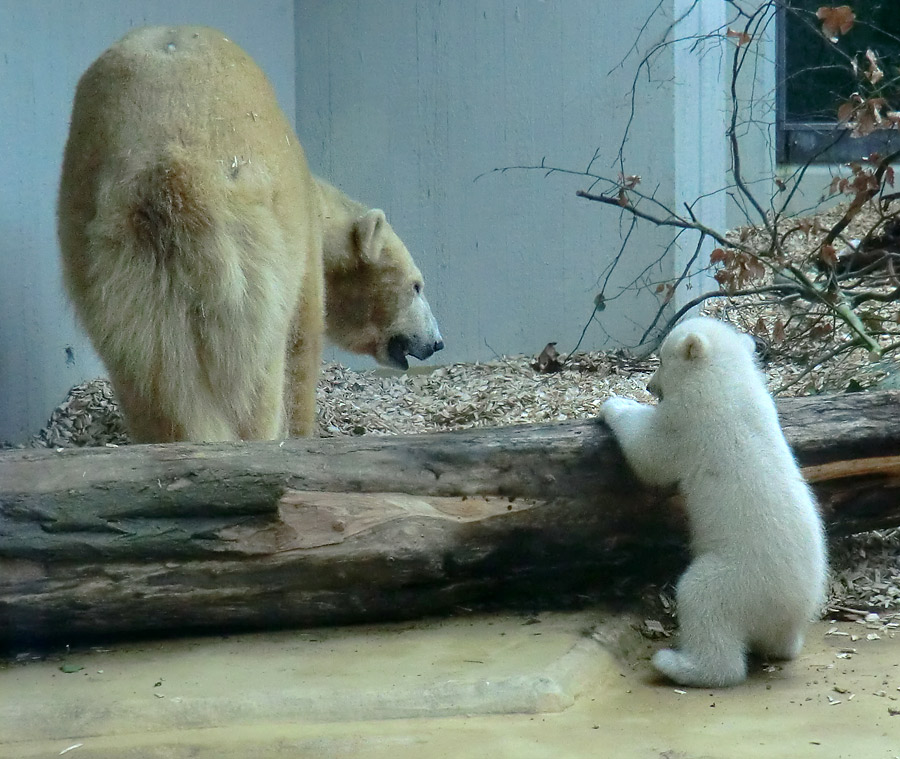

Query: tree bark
[2,390,899,646]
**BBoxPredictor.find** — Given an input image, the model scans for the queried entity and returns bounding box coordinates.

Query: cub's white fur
[601,317,827,687]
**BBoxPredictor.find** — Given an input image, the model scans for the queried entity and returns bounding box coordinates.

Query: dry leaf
[817,5,855,42]
[853,100,884,137]
[773,319,786,344]
[809,321,834,339]
[744,255,765,281]
[865,49,884,85]
[713,269,731,290]
[820,243,839,266]
[642,619,668,638]
[726,28,752,47]
[534,342,562,374]
[837,101,857,123]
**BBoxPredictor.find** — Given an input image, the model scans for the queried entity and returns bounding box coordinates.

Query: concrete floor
[2,611,899,758]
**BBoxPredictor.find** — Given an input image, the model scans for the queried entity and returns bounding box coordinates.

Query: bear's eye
[413,282,422,295]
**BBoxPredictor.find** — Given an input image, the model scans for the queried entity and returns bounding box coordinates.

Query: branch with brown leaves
[489,2,900,386]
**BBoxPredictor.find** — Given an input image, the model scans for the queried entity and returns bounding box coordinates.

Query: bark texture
[2,390,899,646]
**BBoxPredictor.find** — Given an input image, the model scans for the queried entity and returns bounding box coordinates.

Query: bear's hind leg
[286,263,324,438]
[652,642,746,688]
[653,556,748,687]
[113,371,237,443]
[237,351,288,440]
[756,627,805,662]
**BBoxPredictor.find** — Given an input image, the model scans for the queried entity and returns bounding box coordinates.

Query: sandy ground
[3,610,899,759]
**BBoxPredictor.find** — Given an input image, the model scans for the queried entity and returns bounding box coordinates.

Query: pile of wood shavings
[315,352,655,437]
[702,295,897,397]
[828,528,900,624]
[23,352,655,448]
[19,347,900,629]
[31,378,128,449]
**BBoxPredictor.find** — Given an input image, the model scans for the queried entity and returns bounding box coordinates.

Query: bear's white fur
[601,317,827,687]
[58,26,442,442]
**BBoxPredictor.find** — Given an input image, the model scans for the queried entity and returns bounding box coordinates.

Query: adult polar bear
[58,26,442,442]
[602,317,826,687]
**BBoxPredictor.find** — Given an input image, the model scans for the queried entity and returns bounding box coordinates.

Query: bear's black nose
[433,339,444,353]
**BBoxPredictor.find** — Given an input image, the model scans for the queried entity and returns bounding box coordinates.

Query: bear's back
[67,27,305,181]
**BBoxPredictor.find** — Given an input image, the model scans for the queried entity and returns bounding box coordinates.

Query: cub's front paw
[600,396,642,424]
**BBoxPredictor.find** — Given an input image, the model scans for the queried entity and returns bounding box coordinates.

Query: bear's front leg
[600,396,645,425]
[600,396,679,487]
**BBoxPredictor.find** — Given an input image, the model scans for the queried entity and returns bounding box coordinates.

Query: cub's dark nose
[433,339,444,353]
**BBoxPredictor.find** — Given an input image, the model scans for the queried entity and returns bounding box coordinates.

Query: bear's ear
[740,332,757,356]
[352,209,387,263]
[679,332,708,361]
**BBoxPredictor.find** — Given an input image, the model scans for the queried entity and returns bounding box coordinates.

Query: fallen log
[1,390,899,647]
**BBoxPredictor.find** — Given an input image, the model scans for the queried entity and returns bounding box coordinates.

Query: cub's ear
[352,209,387,262]
[679,332,708,361]
[740,332,757,356]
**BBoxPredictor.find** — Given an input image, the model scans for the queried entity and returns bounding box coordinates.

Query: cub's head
[647,316,756,400]
[319,181,443,370]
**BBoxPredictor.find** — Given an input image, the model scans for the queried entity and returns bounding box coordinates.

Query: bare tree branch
[488,0,900,380]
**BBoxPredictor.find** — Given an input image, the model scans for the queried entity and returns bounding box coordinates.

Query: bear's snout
[407,336,444,361]
[387,334,445,370]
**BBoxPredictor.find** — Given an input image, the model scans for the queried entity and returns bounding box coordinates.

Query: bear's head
[647,316,756,400]
[319,181,443,370]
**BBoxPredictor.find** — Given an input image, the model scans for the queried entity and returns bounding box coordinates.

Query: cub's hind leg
[653,555,748,688]
[755,627,805,662]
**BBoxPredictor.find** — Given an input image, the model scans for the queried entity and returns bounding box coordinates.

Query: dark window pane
[785,0,900,122]
[778,0,900,162]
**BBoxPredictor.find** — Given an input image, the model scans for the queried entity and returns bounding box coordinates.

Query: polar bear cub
[601,317,827,687]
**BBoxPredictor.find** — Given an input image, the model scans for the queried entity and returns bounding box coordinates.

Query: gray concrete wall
[296,0,700,368]
[673,0,727,300]
[721,3,846,228]
[0,1,295,443]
